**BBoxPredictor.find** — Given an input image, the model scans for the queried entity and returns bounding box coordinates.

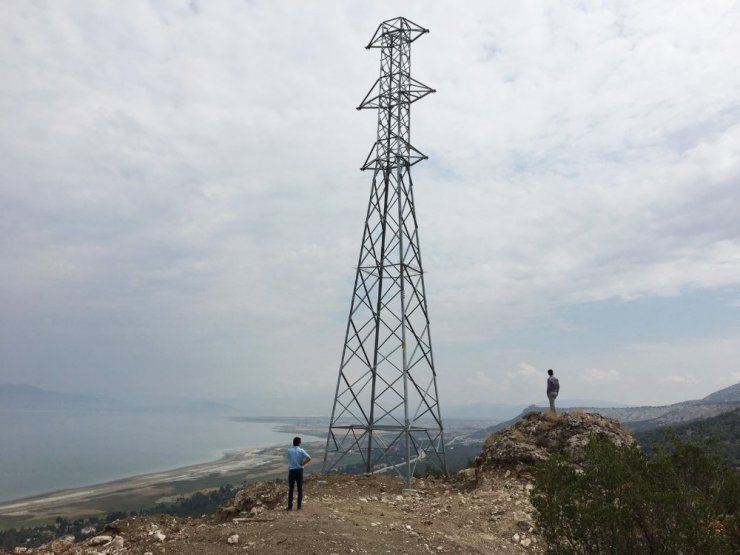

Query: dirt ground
[4,469,545,554]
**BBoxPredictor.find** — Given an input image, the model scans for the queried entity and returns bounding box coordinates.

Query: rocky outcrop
[217,481,284,520]
[475,410,634,470]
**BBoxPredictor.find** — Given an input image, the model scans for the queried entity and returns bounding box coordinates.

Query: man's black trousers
[287,468,303,509]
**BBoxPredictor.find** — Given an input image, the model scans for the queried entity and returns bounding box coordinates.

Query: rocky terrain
[475,410,634,467]
[0,411,638,555]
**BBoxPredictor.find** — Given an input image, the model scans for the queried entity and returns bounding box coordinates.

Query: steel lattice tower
[323,17,446,487]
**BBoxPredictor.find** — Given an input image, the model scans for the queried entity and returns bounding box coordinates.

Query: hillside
[634,407,740,466]
[1,411,638,554]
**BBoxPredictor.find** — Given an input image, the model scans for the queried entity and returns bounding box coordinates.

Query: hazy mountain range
[443,399,628,421]
[2,383,738,429]
[0,384,124,411]
[470,381,740,439]
[0,384,232,413]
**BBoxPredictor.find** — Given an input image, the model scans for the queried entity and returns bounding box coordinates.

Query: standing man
[547,369,560,414]
[286,436,311,511]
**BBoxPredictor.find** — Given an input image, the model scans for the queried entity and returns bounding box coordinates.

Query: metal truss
[323,17,446,488]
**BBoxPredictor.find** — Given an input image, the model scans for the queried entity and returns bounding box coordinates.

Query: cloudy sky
[1,1,739,414]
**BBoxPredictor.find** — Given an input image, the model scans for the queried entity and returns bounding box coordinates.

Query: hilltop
[1,411,638,554]
[702,382,740,404]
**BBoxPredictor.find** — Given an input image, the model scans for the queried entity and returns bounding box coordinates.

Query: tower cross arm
[405,77,436,104]
[365,17,429,48]
[357,78,435,111]
[360,140,428,171]
[357,79,383,110]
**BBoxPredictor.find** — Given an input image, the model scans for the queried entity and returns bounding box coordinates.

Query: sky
[1,1,739,414]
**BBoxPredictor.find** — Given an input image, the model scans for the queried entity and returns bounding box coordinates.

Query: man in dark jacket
[547,369,560,414]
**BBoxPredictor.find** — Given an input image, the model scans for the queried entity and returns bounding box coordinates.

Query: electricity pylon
[323,17,446,488]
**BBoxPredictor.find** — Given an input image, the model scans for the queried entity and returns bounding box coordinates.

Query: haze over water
[0,408,287,503]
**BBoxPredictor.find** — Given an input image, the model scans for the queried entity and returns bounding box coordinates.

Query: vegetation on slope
[633,408,740,467]
[531,435,740,554]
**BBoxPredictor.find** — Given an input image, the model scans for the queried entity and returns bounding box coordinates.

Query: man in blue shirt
[286,436,311,511]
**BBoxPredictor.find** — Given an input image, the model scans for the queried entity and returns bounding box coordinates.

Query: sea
[0,408,290,503]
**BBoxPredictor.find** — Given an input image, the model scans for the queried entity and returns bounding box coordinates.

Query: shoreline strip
[0,446,283,517]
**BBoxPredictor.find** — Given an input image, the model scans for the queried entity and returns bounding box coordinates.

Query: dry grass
[508,428,527,441]
[542,411,563,423]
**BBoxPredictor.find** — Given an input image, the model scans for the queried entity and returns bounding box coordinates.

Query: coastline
[0,444,290,529]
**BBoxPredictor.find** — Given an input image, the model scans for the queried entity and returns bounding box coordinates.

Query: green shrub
[531,435,739,554]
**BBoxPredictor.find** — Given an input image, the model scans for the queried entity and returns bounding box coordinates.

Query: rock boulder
[475,410,635,470]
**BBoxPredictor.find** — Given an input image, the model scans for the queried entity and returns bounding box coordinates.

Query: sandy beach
[0,445,287,526]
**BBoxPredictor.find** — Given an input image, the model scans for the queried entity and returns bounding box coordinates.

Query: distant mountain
[0,384,125,410]
[0,384,242,413]
[597,382,740,428]
[469,382,740,440]
[445,399,627,422]
[557,399,629,408]
[603,403,739,429]
[702,382,740,403]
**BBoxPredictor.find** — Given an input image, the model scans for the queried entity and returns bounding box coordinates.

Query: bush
[531,435,739,554]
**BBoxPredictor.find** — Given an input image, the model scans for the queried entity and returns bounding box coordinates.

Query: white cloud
[0,1,738,409]
[660,375,699,385]
[472,370,494,386]
[504,362,540,385]
[566,334,740,404]
[583,369,621,383]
